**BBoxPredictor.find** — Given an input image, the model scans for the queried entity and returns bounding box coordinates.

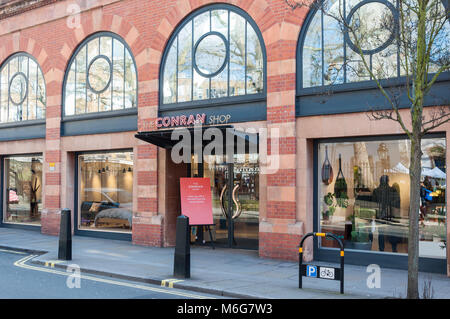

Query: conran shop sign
[155,113,231,128]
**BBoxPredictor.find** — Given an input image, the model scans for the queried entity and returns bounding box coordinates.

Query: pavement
[1,227,449,299]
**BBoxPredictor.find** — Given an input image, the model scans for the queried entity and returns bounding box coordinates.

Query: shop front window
[3,155,43,225]
[318,137,446,259]
[78,151,134,233]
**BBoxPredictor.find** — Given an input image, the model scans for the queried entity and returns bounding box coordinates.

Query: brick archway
[0,32,51,81]
[58,10,147,93]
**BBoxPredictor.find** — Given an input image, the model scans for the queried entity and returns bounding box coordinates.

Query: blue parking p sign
[306,265,317,278]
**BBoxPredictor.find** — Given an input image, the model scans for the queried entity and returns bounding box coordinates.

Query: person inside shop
[372,175,401,252]
[423,176,433,190]
[420,177,433,221]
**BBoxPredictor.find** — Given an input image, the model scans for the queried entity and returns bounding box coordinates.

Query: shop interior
[78,151,134,233]
[318,137,446,259]
[3,156,43,225]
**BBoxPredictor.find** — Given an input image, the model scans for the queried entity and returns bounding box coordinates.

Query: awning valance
[135,125,258,153]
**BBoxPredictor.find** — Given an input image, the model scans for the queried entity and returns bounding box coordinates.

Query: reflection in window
[202,153,259,248]
[78,151,133,231]
[64,34,137,116]
[0,54,46,123]
[301,0,449,88]
[318,137,446,259]
[4,155,43,225]
[162,6,264,104]
[78,151,134,233]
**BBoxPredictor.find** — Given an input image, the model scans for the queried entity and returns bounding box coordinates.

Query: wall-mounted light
[128,167,132,172]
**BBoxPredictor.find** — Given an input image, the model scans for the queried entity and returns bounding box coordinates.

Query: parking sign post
[298,232,345,294]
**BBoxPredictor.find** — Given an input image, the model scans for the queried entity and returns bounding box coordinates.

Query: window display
[78,151,134,233]
[318,137,446,259]
[3,155,43,225]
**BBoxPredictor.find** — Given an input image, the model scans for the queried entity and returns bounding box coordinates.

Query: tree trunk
[407,134,422,299]
[407,0,428,298]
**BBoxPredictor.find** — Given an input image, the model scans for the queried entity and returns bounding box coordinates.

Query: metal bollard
[58,209,72,260]
[173,215,190,278]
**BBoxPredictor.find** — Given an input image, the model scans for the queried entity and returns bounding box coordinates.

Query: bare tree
[286,0,450,299]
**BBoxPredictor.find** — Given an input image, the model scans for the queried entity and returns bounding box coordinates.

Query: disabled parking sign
[306,265,317,278]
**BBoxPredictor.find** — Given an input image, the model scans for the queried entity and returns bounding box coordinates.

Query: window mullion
[245,21,248,95]
[17,58,20,121]
[191,21,194,102]
[35,62,38,118]
[7,63,10,122]
[97,37,100,113]
[26,57,29,121]
[123,42,126,109]
[396,0,400,78]
[227,10,230,97]
[321,8,324,86]
[111,37,114,111]
[74,52,77,116]
[209,10,212,100]
[84,43,87,114]
[343,0,347,83]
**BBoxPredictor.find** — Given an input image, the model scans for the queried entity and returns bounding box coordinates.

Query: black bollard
[173,215,190,278]
[58,209,72,260]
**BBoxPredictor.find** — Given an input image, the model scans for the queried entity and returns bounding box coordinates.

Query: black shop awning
[135,125,258,152]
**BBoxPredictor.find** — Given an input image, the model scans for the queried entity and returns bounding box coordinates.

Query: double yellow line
[161,278,184,288]
[14,254,213,299]
[0,248,26,255]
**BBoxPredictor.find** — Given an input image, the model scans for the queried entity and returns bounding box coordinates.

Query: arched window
[63,32,137,116]
[299,0,449,89]
[160,4,266,106]
[0,53,46,123]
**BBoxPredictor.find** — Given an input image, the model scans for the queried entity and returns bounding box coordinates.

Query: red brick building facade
[0,0,448,275]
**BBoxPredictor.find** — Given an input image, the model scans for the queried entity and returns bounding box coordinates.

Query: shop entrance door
[191,154,259,250]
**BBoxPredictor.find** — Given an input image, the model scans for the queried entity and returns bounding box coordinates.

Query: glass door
[232,159,259,249]
[201,154,259,249]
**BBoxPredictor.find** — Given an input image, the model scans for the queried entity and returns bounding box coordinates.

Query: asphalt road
[0,249,221,299]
